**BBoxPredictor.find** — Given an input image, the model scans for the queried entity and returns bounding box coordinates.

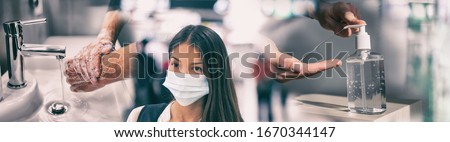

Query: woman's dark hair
[168,25,243,122]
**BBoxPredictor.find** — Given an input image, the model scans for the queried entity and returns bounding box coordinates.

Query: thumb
[301,59,342,76]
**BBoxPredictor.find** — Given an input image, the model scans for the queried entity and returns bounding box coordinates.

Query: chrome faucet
[3,18,66,89]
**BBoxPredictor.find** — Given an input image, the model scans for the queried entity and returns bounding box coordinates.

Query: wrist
[315,1,332,20]
[97,29,115,43]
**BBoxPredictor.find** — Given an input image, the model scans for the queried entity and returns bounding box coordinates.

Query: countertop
[286,94,422,122]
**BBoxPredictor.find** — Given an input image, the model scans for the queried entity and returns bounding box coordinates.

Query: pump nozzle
[355,25,371,50]
[359,26,366,33]
[340,24,371,50]
[343,24,366,30]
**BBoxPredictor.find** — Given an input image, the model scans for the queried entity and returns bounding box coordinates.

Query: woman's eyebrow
[172,56,201,64]
[191,62,203,65]
[171,57,179,61]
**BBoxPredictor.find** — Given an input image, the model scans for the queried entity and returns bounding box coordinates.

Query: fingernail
[334,60,342,66]
[291,62,301,72]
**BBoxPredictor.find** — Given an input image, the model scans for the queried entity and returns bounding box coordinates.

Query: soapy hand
[65,47,125,92]
[70,39,114,85]
[315,2,366,37]
[64,59,106,92]
[270,53,342,83]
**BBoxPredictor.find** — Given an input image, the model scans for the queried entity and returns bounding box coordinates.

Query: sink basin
[23,36,134,122]
[0,36,134,121]
[0,72,42,121]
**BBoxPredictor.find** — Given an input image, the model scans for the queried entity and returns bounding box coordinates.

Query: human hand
[64,59,105,92]
[65,44,128,92]
[70,38,114,85]
[65,56,122,92]
[315,2,366,37]
[269,53,342,83]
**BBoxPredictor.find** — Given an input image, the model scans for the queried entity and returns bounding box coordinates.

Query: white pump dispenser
[355,26,371,50]
[346,24,386,114]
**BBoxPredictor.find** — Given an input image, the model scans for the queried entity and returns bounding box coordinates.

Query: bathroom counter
[287,94,422,122]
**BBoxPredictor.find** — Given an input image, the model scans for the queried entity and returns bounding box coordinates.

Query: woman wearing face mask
[126,25,243,122]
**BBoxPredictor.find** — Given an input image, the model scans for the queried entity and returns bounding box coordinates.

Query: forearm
[97,10,127,43]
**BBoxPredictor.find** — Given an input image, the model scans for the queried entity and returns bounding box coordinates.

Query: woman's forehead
[171,43,202,60]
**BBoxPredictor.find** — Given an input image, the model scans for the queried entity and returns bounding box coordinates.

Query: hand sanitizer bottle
[346,26,386,114]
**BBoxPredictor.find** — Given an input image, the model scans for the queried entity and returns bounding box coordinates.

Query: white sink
[0,36,134,122]
[0,72,42,121]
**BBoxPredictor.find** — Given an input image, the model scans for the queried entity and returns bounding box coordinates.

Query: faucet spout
[22,44,66,58]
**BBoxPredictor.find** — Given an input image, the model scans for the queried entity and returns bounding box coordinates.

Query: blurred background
[1,0,450,122]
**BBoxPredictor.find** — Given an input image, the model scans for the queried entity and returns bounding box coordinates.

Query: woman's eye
[171,63,179,68]
[193,66,203,72]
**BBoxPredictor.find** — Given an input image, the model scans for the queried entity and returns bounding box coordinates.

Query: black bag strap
[137,103,168,122]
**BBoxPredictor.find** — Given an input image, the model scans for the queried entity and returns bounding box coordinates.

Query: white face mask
[162,70,209,106]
